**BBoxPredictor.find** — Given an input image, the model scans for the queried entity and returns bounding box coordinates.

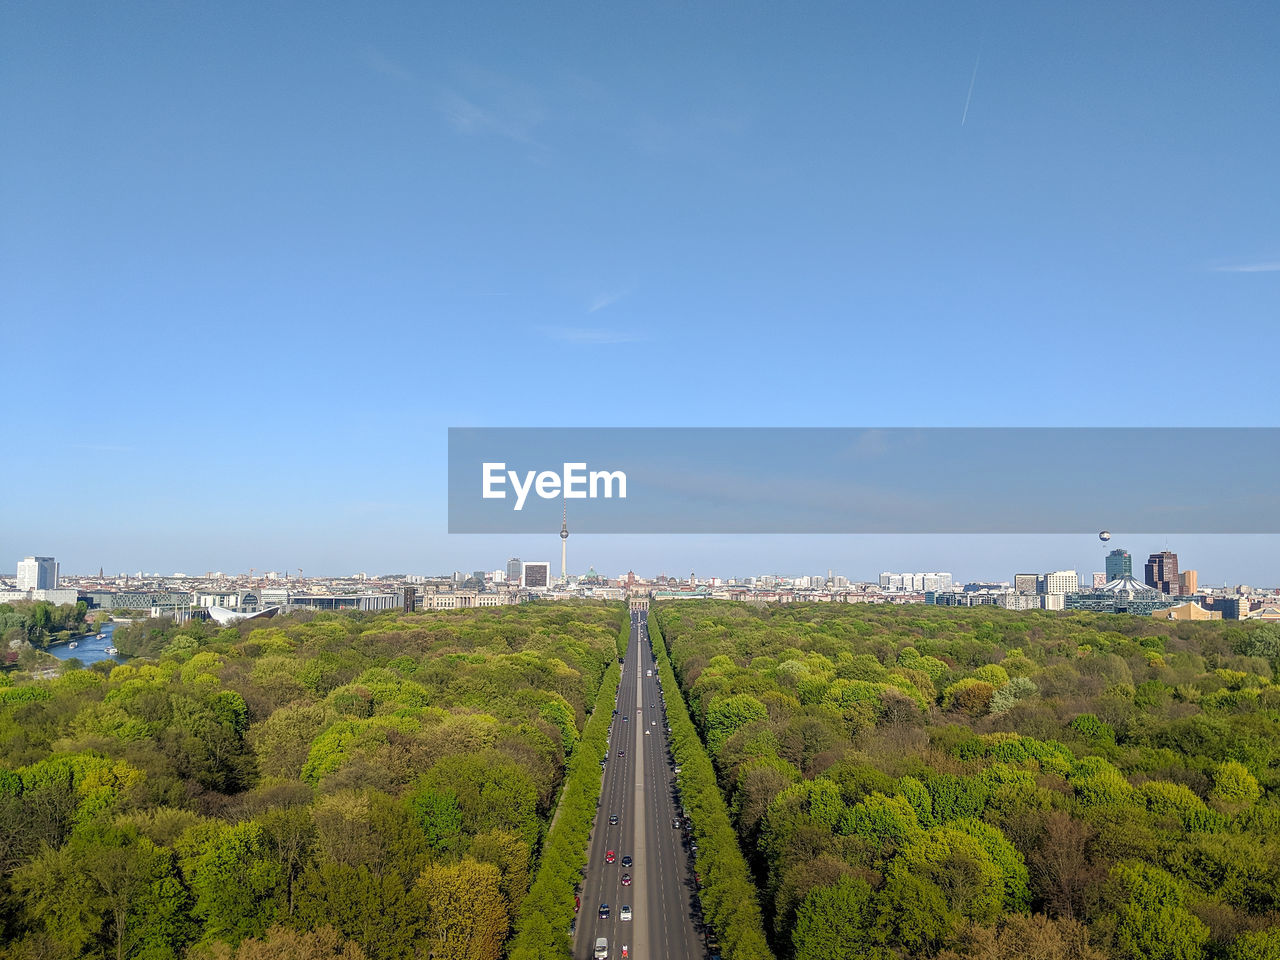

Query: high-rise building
[1092,572,1107,588]
[1043,570,1079,595]
[1105,549,1132,582]
[402,586,417,613]
[16,556,58,591]
[507,558,522,583]
[522,561,550,589]
[1180,569,1198,594]
[1145,551,1180,595]
[1013,574,1040,594]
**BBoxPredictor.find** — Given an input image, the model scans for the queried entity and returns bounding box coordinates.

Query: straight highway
[574,608,704,960]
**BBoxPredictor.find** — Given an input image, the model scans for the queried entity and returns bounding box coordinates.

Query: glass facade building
[1105,549,1132,582]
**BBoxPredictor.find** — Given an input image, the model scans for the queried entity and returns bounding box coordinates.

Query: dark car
[621,855,633,867]
[619,750,626,756]
[599,903,610,919]
[621,873,632,886]
[672,817,682,829]
[609,815,619,825]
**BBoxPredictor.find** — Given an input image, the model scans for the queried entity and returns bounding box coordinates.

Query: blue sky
[2,1,1277,582]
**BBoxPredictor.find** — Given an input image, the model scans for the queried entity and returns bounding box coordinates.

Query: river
[46,621,125,666]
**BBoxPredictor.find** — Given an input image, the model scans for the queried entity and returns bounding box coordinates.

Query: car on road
[619,750,626,756]
[609,814,619,825]
[622,716,628,722]
[620,905,632,921]
[598,903,610,919]
[621,873,632,885]
[644,729,650,735]
[594,936,609,959]
[621,855,633,867]
[606,850,616,864]
[672,817,682,828]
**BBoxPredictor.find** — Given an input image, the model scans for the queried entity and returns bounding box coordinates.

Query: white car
[620,905,632,921]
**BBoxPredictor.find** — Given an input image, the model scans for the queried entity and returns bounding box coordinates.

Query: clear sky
[2,2,1277,583]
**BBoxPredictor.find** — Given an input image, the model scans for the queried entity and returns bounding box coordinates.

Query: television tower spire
[560,500,569,581]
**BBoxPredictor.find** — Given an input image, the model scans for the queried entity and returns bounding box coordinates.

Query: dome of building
[1096,575,1163,599]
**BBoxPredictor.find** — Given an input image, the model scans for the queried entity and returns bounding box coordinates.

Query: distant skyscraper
[522,561,550,589]
[1180,569,1198,594]
[402,585,417,613]
[507,557,522,583]
[1043,570,1079,595]
[1145,551,1180,595]
[1105,549,1132,582]
[16,556,58,591]
[1014,573,1040,594]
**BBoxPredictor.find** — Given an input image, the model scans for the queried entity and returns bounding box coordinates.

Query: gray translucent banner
[447,428,1280,534]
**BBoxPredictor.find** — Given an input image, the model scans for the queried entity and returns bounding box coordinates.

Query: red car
[606,850,616,864]
[574,894,580,913]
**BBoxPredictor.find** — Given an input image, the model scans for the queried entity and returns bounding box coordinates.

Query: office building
[402,585,417,613]
[1105,549,1132,582]
[507,558,522,583]
[1145,551,1180,595]
[1043,570,1079,595]
[1013,574,1040,594]
[1179,570,1198,594]
[1092,572,1107,588]
[16,556,58,591]
[522,561,550,589]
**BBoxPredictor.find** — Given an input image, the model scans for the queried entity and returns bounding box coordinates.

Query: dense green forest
[652,601,1280,960]
[0,600,90,652]
[0,603,623,959]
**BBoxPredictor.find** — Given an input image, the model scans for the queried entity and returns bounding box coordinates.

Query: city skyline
[4,534,1274,590]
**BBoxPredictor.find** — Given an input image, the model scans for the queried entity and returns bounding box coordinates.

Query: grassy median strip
[509,614,627,960]
[650,607,776,960]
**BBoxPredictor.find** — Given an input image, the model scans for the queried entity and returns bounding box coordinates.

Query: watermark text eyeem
[482,462,627,511]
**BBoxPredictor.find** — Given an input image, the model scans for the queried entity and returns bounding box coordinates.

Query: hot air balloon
[1099,531,1112,542]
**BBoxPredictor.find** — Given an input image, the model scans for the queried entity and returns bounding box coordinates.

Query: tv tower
[560,501,569,581]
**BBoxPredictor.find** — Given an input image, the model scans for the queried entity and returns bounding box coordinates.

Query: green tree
[1109,862,1209,960]
[705,693,769,754]
[417,858,510,960]
[1209,760,1261,808]
[890,827,1004,925]
[177,821,282,945]
[1225,927,1280,960]
[407,786,464,854]
[793,875,889,960]
[12,825,190,960]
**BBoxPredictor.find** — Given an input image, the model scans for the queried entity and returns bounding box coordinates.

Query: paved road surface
[574,609,705,960]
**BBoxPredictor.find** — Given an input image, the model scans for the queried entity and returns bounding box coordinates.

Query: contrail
[961,52,981,126]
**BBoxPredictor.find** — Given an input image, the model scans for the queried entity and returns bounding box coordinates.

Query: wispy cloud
[361,45,415,83]
[1210,260,1280,273]
[539,326,645,345]
[434,67,547,150]
[587,288,632,314]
